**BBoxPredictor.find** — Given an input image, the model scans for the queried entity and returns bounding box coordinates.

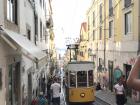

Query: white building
[0,0,49,105]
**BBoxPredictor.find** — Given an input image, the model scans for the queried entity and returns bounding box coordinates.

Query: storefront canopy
[0,28,47,62]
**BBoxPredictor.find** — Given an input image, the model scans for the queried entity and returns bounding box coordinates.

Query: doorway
[8,62,21,105]
[123,64,132,97]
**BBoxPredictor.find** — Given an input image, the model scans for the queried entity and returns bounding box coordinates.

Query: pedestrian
[114,78,126,105]
[50,78,61,105]
[96,82,102,90]
[120,75,127,89]
[38,92,48,105]
[47,78,52,104]
[127,56,140,91]
[31,96,38,105]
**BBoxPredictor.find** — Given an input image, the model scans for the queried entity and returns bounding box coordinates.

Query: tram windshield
[69,71,76,87]
[88,70,93,86]
[77,71,87,87]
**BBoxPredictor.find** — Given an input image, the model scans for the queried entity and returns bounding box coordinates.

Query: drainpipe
[104,0,106,70]
[138,0,140,55]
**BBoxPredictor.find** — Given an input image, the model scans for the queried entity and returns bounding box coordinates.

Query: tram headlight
[80,93,85,97]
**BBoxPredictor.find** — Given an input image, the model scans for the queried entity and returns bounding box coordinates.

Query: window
[27,29,31,40]
[69,71,76,87]
[35,15,38,45]
[77,71,87,87]
[124,0,131,8]
[88,17,90,31]
[125,12,132,35]
[99,26,102,40]
[109,0,113,16]
[88,70,93,86]
[93,30,95,41]
[99,4,102,23]
[93,12,95,27]
[43,0,45,9]
[40,21,42,41]
[99,58,102,66]
[40,0,42,7]
[43,26,45,40]
[7,0,18,24]
[80,51,84,57]
[109,21,113,38]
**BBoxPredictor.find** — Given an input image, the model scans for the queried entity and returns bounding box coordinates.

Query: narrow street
[59,73,111,105]
[0,0,140,105]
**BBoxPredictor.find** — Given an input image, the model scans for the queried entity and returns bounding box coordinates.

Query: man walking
[51,78,61,105]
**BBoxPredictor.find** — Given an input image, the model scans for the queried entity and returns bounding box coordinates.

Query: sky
[52,0,92,55]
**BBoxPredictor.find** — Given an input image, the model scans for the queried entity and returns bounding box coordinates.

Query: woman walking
[114,78,126,105]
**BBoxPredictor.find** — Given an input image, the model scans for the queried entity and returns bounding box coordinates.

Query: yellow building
[46,0,57,75]
[78,22,89,61]
[87,0,140,99]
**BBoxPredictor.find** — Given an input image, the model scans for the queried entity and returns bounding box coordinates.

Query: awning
[0,28,47,62]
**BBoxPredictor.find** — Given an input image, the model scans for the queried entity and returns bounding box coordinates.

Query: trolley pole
[66,44,71,62]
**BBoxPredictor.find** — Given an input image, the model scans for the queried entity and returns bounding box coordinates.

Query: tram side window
[70,71,76,87]
[88,70,93,86]
[77,71,87,87]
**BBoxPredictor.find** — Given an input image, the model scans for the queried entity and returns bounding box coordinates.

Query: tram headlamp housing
[80,93,85,97]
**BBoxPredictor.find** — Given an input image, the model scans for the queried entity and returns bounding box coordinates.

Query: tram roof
[67,61,95,71]
[68,61,94,64]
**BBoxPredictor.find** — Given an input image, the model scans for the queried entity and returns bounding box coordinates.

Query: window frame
[7,0,18,24]
[124,11,132,35]
[109,20,113,38]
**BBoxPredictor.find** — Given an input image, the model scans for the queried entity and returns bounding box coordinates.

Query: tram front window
[70,71,76,87]
[77,71,87,87]
[88,70,93,86]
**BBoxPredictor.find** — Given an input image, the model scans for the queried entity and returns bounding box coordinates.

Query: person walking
[114,78,126,105]
[31,96,38,105]
[47,77,52,104]
[50,78,61,105]
[96,82,102,91]
[38,92,48,105]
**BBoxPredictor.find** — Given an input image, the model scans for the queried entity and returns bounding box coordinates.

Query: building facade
[0,0,50,105]
[86,0,140,101]
[78,22,89,61]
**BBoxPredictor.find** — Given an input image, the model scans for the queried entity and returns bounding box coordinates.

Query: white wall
[35,0,48,50]
[19,0,35,43]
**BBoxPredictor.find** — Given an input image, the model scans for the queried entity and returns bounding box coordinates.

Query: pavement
[96,90,140,105]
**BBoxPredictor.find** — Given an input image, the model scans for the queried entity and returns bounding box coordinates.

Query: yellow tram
[66,61,95,104]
